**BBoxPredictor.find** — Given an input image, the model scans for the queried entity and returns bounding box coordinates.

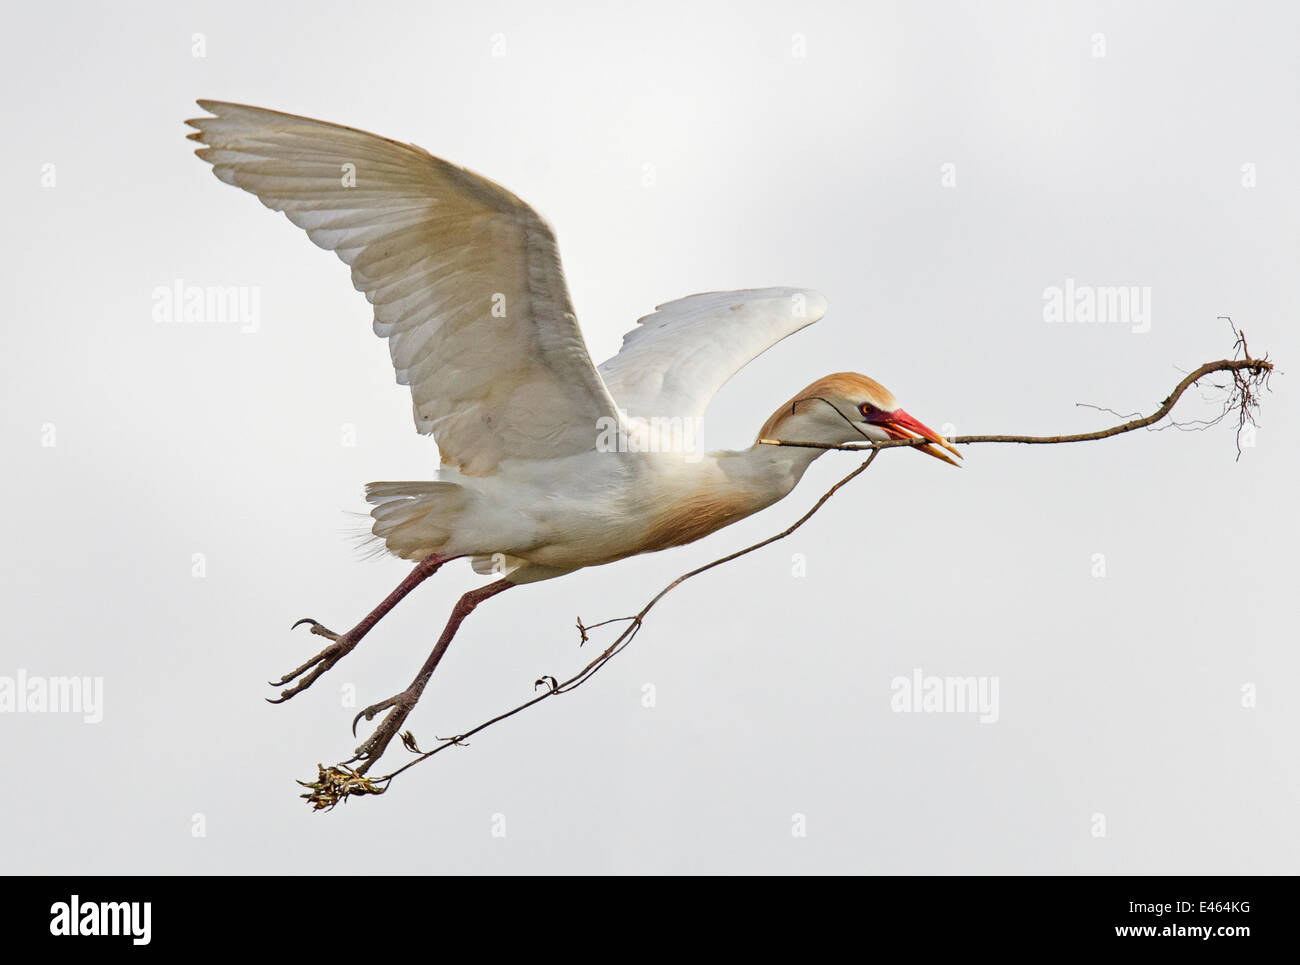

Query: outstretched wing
[597,287,828,420]
[187,100,622,476]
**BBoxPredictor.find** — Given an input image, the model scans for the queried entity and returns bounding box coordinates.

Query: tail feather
[364,481,470,561]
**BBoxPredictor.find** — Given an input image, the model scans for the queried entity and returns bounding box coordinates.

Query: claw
[291,617,340,641]
[351,695,400,737]
[345,690,420,773]
[268,624,355,702]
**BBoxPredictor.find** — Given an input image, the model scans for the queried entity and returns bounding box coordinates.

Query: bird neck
[716,438,825,503]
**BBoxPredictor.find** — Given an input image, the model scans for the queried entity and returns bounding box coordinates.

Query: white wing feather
[598,287,828,420]
[187,100,622,476]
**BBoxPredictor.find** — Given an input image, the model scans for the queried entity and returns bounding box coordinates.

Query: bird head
[758,372,961,466]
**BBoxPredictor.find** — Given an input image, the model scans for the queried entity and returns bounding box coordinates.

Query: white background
[2,0,1295,873]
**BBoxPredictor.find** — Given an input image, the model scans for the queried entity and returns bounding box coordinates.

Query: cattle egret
[186,101,960,770]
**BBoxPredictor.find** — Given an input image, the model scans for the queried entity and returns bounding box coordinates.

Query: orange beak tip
[887,409,963,468]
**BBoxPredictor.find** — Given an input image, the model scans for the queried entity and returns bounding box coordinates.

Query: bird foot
[267,619,358,703]
[347,688,420,773]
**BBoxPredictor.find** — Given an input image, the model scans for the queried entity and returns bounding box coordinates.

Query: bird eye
[858,402,876,418]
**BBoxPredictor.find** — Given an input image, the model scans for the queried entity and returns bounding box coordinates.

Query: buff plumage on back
[186,100,623,476]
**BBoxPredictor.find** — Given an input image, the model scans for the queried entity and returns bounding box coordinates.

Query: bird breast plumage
[443,450,774,570]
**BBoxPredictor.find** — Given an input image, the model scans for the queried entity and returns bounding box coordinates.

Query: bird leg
[268,552,450,703]
[347,578,515,773]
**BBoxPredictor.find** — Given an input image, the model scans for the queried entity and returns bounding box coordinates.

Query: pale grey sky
[2,0,1296,873]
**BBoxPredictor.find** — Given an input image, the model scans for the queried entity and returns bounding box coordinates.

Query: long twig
[298,335,1273,809]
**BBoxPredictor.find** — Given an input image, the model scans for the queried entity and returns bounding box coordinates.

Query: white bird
[187,101,960,770]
